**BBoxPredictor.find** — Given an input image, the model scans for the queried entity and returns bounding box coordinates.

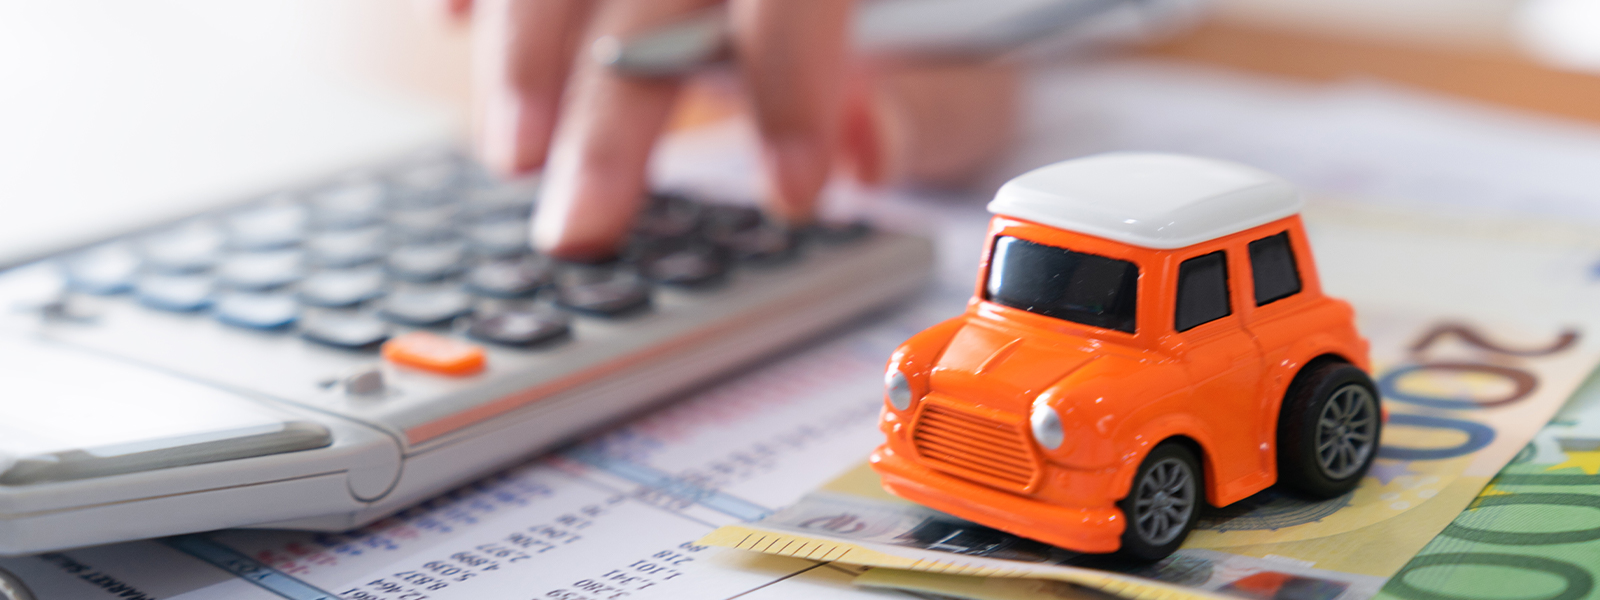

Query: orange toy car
[870,153,1381,560]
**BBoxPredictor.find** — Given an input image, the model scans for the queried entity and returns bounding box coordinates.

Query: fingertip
[530,143,643,262]
[762,135,830,225]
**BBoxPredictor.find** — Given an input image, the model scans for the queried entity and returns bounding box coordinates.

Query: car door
[1169,248,1267,495]
[1239,228,1316,450]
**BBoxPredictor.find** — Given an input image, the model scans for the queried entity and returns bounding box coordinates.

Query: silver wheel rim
[1131,457,1196,546]
[1315,383,1378,480]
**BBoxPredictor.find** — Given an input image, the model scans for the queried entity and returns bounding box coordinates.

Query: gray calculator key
[0,262,68,313]
[215,293,299,329]
[309,180,386,229]
[301,311,391,347]
[635,244,727,286]
[388,241,468,281]
[136,274,214,312]
[710,223,799,264]
[464,221,530,257]
[810,221,872,244]
[140,223,225,273]
[299,267,387,307]
[388,205,460,242]
[461,185,537,222]
[379,287,474,325]
[217,249,305,290]
[226,203,308,250]
[555,270,650,316]
[464,256,553,297]
[467,308,570,346]
[307,226,386,267]
[700,204,762,236]
[62,244,141,295]
[391,161,460,206]
[634,193,703,238]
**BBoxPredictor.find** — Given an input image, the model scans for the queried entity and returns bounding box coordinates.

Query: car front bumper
[870,445,1125,554]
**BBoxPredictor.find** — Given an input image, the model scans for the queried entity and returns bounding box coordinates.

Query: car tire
[1115,441,1203,561]
[1276,361,1383,499]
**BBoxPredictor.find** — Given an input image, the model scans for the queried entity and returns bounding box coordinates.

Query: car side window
[1248,232,1302,306]
[1175,251,1230,332]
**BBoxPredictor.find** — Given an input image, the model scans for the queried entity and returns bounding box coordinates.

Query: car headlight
[885,369,913,411]
[1031,401,1064,450]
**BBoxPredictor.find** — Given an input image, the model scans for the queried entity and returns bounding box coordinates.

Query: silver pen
[593,0,1204,77]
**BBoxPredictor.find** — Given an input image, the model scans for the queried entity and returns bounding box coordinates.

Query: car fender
[1107,415,1221,505]
[888,316,968,396]
[1263,334,1368,426]
[1042,353,1183,469]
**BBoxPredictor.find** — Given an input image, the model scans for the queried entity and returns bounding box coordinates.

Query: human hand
[427,0,1015,262]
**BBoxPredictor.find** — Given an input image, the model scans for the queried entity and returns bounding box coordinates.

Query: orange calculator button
[381,332,486,376]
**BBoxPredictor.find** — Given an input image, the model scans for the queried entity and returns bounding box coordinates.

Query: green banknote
[699,314,1600,600]
[1375,365,1600,600]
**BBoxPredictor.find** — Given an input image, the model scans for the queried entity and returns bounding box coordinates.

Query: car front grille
[913,401,1038,491]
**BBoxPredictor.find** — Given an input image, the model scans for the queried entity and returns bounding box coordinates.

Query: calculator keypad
[38,153,870,359]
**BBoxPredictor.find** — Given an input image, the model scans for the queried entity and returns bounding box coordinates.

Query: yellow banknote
[700,315,1598,600]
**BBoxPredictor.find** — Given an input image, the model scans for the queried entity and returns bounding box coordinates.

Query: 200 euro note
[1373,366,1600,600]
[699,315,1599,600]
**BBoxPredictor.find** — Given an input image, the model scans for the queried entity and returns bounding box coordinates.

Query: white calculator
[0,151,933,555]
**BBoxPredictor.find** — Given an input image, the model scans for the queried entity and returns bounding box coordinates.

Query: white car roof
[986,153,1302,249]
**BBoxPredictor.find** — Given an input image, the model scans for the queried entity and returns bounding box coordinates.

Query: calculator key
[215,293,299,329]
[298,267,387,307]
[62,244,141,295]
[388,205,460,242]
[699,204,761,235]
[391,162,460,207]
[555,270,650,316]
[709,223,799,264]
[634,193,703,238]
[378,287,474,325]
[635,243,727,286]
[382,331,485,376]
[466,308,570,347]
[387,241,468,281]
[0,262,68,313]
[809,220,872,244]
[342,366,386,396]
[460,184,537,222]
[140,223,225,273]
[136,274,214,312]
[301,311,391,348]
[217,249,305,290]
[464,220,530,257]
[226,203,308,250]
[306,226,386,267]
[309,180,386,229]
[464,256,554,297]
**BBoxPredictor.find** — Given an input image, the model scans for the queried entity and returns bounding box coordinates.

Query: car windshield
[984,236,1139,333]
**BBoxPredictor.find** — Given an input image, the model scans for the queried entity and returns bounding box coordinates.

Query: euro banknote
[1372,365,1600,600]
[699,315,1599,600]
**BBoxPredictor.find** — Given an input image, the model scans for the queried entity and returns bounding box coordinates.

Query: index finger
[728,0,853,225]
[532,0,720,261]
